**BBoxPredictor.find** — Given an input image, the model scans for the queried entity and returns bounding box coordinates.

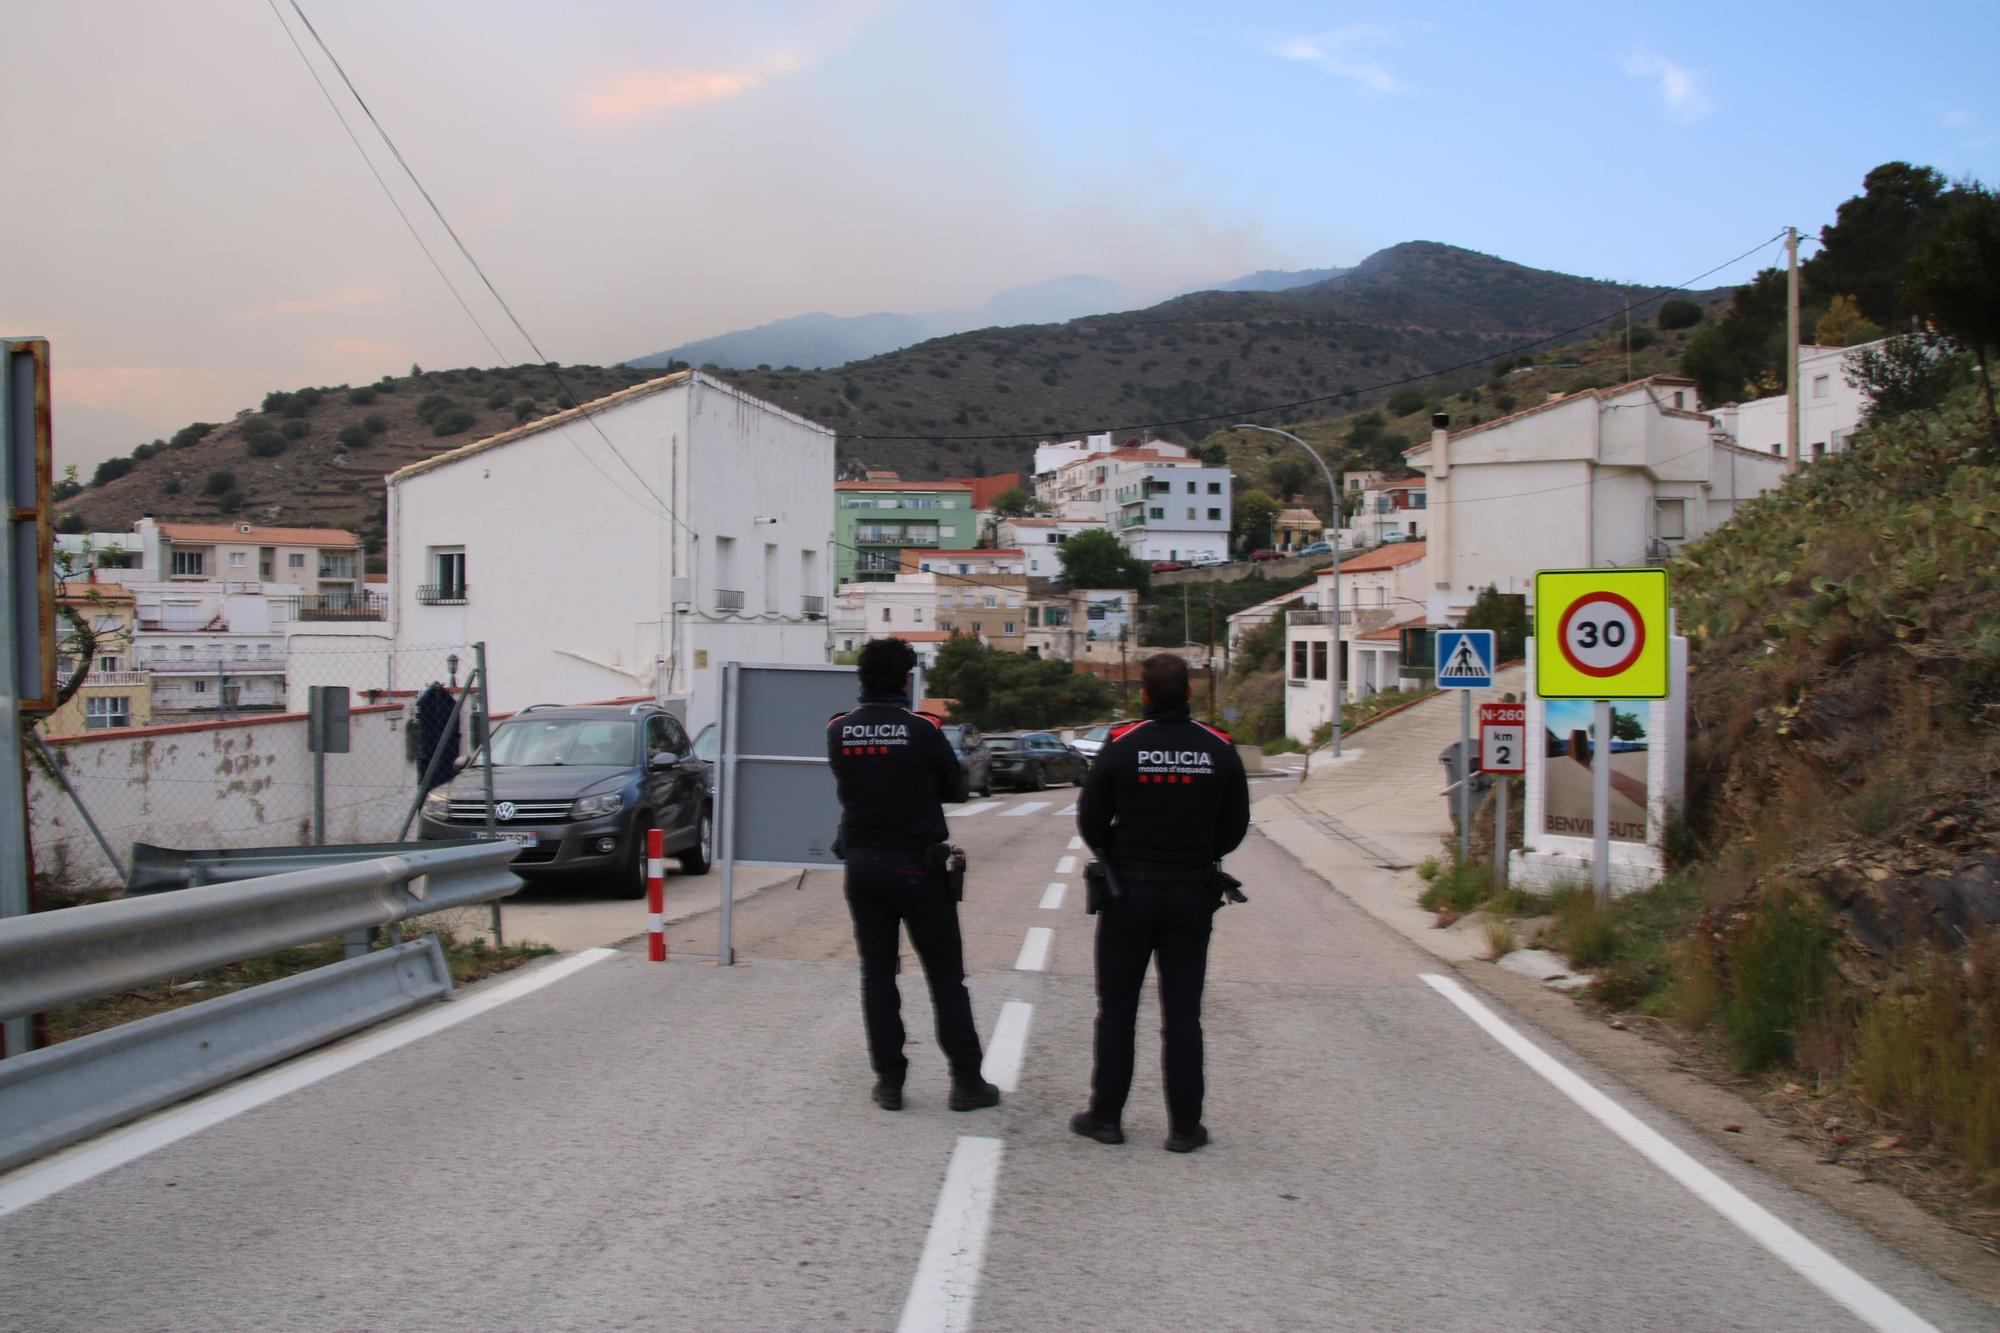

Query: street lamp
[446,653,459,690]
[1234,423,1343,758]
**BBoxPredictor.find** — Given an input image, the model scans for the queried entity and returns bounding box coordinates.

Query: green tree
[1057,528,1149,592]
[1611,709,1645,742]
[90,456,134,486]
[1231,488,1280,551]
[1844,333,1968,421]
[1805,161,1959,326]
[1461,585,1528,663]
[989,486,1037,517]
[1386,386,1426,416]
[1812,294,1883,347]
[1903,185,2000,446]
[1657,298,1704,330]
[1266,457,1311,499]
[927,637,1111,730]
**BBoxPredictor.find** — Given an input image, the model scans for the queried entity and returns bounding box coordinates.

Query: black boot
[1164,1125,1210,1153]
[872,1080,904,1111]
[1070,1111,1125,1145]
[949,1079,1001,1111]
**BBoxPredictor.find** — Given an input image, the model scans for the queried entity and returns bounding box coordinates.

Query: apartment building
[834,477,975,583]
[43,581,152,737]
[139,519,365,600]
[1108,459,1231,564]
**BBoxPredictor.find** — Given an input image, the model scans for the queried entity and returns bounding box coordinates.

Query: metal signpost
[2,338,53,1059]
[1533,569,1670,902]
[1478,701,1526,892]
[306,685,351,847]
[1434,628,1494,861]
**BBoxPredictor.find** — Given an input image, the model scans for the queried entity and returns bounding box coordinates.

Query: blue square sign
[1434,629,1494,689]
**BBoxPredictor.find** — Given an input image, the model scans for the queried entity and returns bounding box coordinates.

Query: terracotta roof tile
[1321,541,1427,573]
[835,480,975,492]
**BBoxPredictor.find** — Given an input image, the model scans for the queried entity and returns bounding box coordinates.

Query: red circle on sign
[1556,591,1646,678]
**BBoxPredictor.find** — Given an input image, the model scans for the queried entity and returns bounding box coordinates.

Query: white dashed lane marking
[1053,855,1077,875]
[980,999,1033,1092]
[897,1135,1004,1333]
[999,801,1050,817]
[1067,836,1084,850]
[1013,928,1053,972]
[947,802,1000,818]
[1039,882,1066,910]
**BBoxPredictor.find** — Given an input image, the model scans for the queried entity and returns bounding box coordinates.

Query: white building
[1707,340,1882,462]
[831,576,939,654]
[1032,432,1188,487]
[388,371,836,735]
[1281,541,1433,742]
[998,516,1099,579]
[1107,459,1231,564]
[1404,376,1788,620]
[126,581,291,717]
[1034,440,1193,518]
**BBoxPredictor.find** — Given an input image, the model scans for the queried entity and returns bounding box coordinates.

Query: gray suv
[418,703,711,898]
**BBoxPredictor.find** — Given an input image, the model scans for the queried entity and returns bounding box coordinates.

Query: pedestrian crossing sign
[1434,628,1495,689]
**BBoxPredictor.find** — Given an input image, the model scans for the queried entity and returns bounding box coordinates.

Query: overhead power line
[270,0,692,534]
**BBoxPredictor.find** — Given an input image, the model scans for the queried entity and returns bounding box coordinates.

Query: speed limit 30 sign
[1479,702,1526,774]
[1534,568,1670,699]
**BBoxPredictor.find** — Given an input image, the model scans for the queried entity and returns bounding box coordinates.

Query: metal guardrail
[0,839,522,1172]
[0,840,521,1022]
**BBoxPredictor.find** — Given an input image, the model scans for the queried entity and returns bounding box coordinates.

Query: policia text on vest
[826,639,1000,1115]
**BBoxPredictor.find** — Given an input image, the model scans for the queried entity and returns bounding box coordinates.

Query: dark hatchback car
[985,731,1087,791]
[419,703,711,898]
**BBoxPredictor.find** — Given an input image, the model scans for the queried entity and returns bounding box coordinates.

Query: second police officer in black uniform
[1072,653,1250,1153]
[827,637,1001,1115]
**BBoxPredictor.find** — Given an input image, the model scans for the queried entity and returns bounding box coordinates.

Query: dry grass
[1482,915,1519,961]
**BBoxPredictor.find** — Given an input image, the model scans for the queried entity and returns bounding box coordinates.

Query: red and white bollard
[646,827,667,962]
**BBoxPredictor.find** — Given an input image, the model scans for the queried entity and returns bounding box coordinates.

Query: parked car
[1297,541,1333,556]
[985,731,1088,790]
[419,703,712,898]
[1151,560,1185,573]
[1381,531,1413,543]
[940,723,994,798]
[1188,552,1229,567]
[1072,722,1115,763]
[1249,549,1284,562]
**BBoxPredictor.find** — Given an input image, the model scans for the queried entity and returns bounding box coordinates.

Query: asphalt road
[0,785,1990,1330]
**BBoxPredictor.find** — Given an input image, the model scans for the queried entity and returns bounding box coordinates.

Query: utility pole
[1207,588,1218,718]
[1785,225,1800,477]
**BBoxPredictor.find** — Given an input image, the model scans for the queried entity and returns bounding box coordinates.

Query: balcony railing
[79,671,149,688]
[417,584,468,606]
[802,594,826,617]
[716,588,745,612]
[853,533,941,547]
[283,591,387,622]
[145,657,287,676]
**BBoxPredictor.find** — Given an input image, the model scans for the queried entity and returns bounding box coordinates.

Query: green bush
[1386,386,1426,416]
[245,434,287,458]
[430,408,476,437]
[51,478,82,502]
[362,413,388,434]
[216,489,244,513]
[485,389,511,410]
[281,419,310,440]
[416,392,458,424]
[1658,298,1703,330]
[204,469,236,495]
[162,477,182,495]
[55,511,87,534]
[170,422,214,449]
[512,398,538,422]
[1720,886,1832,1071]
[91,456,135,486]
[337,424,370,448]
[347,386,377,405]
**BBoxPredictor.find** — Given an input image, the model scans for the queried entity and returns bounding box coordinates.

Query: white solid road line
[1420,974,1940,1333]
[1067,835,1084,850]
[1054,855,1077,875]
[0,949,616,1219]
[897,1135,1005,1333]
[999,801,1050,817]
[1039,882,1067,910]
[981,999,1033,1092]
[1013,927,1053,972]
[947,801,1001,818]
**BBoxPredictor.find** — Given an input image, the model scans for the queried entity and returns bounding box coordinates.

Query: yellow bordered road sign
[1534,568,1670,699]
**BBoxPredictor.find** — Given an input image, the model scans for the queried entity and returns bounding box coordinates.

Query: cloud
[574,57,804,127]
[1270,25,1406,95]
[1622,50,1712,122]
[234,283,399,322]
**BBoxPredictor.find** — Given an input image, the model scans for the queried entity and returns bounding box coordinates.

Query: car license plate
[476,830,539,847]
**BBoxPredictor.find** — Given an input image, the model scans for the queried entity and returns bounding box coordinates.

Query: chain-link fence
[27,640,483,892]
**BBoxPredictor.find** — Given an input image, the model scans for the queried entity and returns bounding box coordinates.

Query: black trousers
[842,846,984,1086]
[1089,879,1219,1133]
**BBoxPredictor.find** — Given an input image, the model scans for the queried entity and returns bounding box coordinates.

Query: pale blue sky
[4,1,1993,471]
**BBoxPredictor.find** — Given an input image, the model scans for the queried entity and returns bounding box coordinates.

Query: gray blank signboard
[726,663,859,869]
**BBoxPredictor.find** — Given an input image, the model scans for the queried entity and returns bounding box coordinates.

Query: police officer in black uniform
[827,637,1000,1114]
[1071,653,1249,1152]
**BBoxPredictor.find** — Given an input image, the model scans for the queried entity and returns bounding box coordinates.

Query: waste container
[1438,739,1494,828]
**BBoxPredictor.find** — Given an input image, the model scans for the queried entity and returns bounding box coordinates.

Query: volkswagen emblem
[494,801,517,822]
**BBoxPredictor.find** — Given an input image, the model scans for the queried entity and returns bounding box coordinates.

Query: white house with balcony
[1282,541,1432,742]
[1706,340,1883,463]
[1404,377,1788,621]
[997,517,1099,578]
[387,370,835,735]
[1108,459,1230,564]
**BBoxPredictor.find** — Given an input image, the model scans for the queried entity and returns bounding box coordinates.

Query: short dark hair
[858,637,918,697]
[1140,653,1190,707]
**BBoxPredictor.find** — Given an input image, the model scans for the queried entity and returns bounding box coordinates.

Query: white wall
[391,373,835,738]
[29,706,417,887]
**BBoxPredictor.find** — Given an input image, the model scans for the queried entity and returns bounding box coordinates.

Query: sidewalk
[1254,667,1524,964]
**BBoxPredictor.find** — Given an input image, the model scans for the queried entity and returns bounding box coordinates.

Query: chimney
[1429,413,1451,590]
